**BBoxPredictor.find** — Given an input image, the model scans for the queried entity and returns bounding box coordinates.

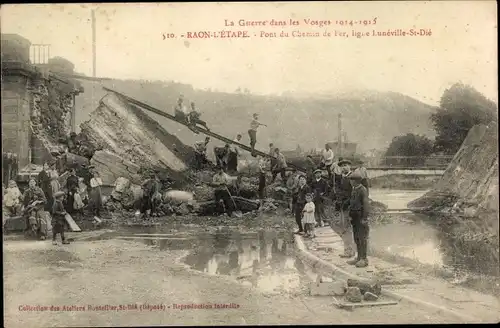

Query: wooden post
[91,9,96,77]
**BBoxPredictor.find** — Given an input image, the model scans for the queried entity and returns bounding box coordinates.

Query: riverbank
[370,175,440,190]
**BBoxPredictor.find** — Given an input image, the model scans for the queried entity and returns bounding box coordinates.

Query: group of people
[288,152,371,268]
[3,162,105,245]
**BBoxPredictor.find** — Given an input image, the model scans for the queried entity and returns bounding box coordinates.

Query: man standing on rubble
[271,148,287,184]
[212,166,233,217]
[258,155,268,201]
[194,137,210,170]
[228,134,242,173]
[214,144,230,172]
[248,113,267,156]
[329,159,356,258]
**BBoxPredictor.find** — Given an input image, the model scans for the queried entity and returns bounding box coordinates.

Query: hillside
[74,79,436,157]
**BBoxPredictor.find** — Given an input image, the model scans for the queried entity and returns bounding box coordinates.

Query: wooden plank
[102,87,307,172]
[337,300,398,309]
[64,213,82,232]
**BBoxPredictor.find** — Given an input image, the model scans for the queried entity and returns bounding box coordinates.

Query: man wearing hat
[347,170,370,267]
[311,169,328,227]
[329,159,356,258]
[353,159,370,197]
[52,190,70,245]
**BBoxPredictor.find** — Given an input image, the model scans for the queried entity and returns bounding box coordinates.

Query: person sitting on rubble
[211,166,233,217]
[4,180,23,217]
[174,95,189,124]
[22,178,48,240]
[51,191,70,245]
[214,144,231,172]
[194,137,211,170]
[188,102,210,131]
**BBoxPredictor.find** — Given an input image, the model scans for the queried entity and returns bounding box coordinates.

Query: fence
[30,44,51,65]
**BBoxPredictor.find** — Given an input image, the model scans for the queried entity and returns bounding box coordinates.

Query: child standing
[52,191,70,245]
[302,193,316,238]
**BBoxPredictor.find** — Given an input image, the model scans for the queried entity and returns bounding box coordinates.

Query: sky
[1,1,497,105]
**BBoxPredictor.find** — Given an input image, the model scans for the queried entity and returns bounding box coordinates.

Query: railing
[369,155,454,168]
[30,44,51,65]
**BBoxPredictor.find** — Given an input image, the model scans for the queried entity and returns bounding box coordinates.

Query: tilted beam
[101,86,307,173]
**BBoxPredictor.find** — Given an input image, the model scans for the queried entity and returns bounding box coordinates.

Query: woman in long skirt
[89,171,103,218]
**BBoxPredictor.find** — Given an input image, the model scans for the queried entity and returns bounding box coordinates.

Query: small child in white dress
[302,193,316,238]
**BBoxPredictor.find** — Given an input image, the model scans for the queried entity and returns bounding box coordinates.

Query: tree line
[385,83,498,165]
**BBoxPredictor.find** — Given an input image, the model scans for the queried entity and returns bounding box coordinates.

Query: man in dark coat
[51,191,70,245]
[37,162,52,211]
[329,159,356,258]
[293,175,310,235]
[65,168,79,214]
[346,171,370,267]
[310,169,328,227]
[214,144,230,172]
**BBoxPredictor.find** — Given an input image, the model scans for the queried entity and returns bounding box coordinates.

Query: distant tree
[431,83,497,154]
[384,133,434,166]
[244,88,250,94]
[235,87,242,93]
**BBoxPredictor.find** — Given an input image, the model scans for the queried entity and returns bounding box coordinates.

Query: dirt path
[3,236,470,327]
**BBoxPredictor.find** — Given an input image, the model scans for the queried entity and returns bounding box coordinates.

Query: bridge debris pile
[409,123,499,276]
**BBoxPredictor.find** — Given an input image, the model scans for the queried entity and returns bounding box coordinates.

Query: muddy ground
[4,229,466,327]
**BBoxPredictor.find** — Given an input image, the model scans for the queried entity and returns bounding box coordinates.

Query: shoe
[347,258,360,265]
[293,230,303,235]
[319,222,325,227]
[339,252,355,258]
[62,240,70,245]
[52,241,58,245]
[355,259,368,268]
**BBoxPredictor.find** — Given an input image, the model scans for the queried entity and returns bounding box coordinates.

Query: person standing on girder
[248,113,267,156]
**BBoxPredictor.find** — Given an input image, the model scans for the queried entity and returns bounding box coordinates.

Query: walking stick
[225,186,243,218]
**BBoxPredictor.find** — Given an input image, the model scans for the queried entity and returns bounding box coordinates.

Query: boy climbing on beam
[248,113,267,157]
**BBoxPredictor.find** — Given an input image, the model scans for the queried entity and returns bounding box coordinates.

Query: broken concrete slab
[310,281,346,296]
[80,93,191,178]
[90,150,142,186]
[345,287,363,303]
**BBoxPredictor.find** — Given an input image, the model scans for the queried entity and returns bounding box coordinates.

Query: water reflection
[180,231,311,293]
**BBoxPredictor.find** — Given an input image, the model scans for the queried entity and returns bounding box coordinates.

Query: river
[369,188,446,267]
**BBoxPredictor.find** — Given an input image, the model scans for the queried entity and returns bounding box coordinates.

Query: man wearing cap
[52,191,70,245]
[329,159,356,258]
[311,169,328,227]
[248,113,267,155]
[353,159,370,197]
[347,170,370,267]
